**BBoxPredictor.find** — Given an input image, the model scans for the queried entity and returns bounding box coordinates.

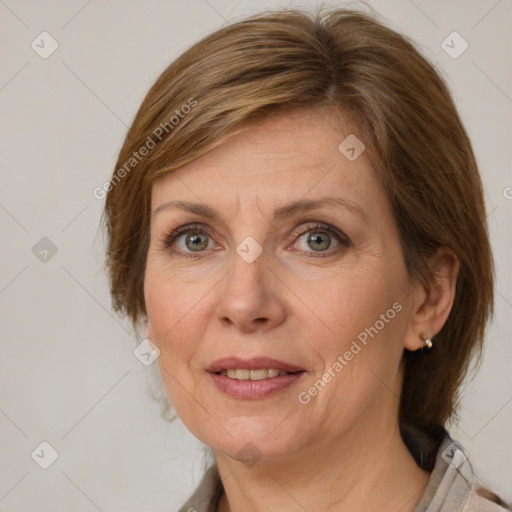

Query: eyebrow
[153,196,368,223]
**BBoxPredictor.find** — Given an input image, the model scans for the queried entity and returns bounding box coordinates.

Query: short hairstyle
[103,6,494,429]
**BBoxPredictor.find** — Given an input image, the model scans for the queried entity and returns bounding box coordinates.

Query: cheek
[144,268,206,370]
[293,265,410,418]
[145,255,208,327]
[145,270,208,420]
[296,271,408,422]
[290,263,404,349]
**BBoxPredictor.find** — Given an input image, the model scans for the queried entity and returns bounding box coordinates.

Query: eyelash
[160,222,351,259]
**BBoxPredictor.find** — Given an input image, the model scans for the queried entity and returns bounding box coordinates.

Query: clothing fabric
[177,426,510,512]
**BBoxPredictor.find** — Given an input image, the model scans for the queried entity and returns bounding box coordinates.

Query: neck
[215,419,430,512]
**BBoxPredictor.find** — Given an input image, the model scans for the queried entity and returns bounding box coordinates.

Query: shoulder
[403,424,511,512]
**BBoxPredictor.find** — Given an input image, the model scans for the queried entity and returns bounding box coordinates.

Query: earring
[424,337,433,349]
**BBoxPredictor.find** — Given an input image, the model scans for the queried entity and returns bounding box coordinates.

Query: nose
[215,247,286,334]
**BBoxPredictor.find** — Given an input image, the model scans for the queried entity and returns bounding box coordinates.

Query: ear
[404,247,459,351]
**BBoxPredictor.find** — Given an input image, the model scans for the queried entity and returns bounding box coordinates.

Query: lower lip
[208,371,306,399]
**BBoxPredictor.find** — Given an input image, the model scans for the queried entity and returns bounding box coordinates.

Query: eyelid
[288,221,350,245]
[160,223,217,249]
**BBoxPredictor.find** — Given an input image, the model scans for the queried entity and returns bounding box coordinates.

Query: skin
[144,108,459,512]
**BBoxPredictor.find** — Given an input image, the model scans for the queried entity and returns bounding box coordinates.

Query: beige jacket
[178,428,510,512]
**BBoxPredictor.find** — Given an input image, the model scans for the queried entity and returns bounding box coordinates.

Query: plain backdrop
[0,0,511,510]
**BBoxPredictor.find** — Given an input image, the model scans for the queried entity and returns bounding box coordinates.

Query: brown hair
[102,5,494,429]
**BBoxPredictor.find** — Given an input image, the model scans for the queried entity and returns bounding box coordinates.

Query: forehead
[175,109,353,176]
[151,108,382,219]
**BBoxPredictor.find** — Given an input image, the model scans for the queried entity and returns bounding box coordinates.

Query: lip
[206,356,306,399]
[206,356,305,373]
[208,371,306,399]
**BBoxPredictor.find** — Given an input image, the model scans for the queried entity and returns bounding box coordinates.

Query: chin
[199,420,309,466]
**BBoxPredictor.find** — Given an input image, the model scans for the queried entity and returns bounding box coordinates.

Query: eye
[290,222,350,257]
[161,221,350,259]
[161,223,217,258]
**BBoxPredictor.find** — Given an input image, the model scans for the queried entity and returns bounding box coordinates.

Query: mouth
[206,356,305,376]
[206,356,306,399]
[214,368,303,380]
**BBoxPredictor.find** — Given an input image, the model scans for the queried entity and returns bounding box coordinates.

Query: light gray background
[0,0,510,510]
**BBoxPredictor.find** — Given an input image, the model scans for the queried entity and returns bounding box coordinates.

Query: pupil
[187,232,208,251]
[309,232,329,251]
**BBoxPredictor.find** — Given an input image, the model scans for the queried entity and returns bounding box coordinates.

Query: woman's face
[144,108,418,463]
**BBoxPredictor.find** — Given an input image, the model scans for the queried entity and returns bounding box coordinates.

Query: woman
[102,6,510,511]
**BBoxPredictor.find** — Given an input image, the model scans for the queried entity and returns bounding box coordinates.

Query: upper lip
[207,357,305,373]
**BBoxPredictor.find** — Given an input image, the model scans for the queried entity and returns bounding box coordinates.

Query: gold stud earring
[424,337,433,349]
